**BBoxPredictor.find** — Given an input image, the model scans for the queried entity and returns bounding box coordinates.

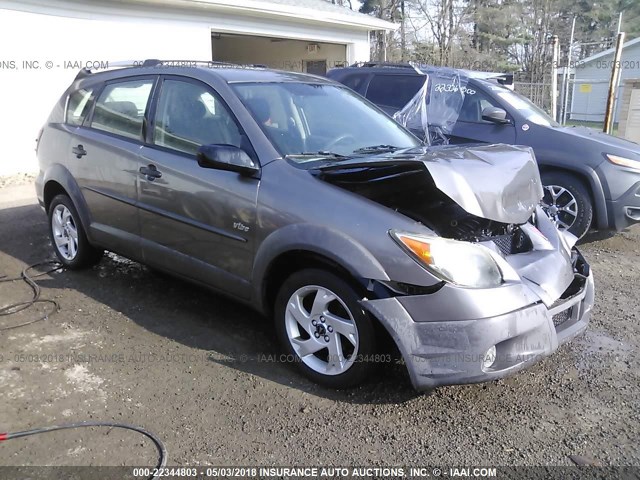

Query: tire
[274,269,376,389]
[541,171,593,239]
[48,194,103,269]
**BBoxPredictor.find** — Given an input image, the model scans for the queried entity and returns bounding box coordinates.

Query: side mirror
[482,106,511,124]
[197,144,259,176]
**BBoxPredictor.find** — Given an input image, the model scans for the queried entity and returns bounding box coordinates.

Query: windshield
[493,87,560,127]
[232,82,420,157]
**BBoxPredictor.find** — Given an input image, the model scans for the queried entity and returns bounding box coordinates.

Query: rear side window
[66,88,94,126]
[366,75,426,110]
[340,74,368,94]
[91,79,154,140]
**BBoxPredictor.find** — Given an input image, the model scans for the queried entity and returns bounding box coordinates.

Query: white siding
[571,41,640,123]
[0,6,212,176]
[0,1,373,175]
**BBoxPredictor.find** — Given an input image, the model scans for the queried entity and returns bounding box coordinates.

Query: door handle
[72,144,87,158]
[139,164,162,181]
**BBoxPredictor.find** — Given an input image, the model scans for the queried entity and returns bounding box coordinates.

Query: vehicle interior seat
[94,101,141,135]
[244,97,304,153]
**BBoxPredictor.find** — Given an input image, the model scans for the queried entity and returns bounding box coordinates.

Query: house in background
[0,0,395,176]
[570,36,640,137]
[617,77,640,143]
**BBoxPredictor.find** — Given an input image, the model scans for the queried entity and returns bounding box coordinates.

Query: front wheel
[541,172,593,239]
[48,194,103,269]
[274,269,376,389]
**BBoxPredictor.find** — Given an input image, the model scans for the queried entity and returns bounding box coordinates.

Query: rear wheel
[48,194,102,269]
[274,269,376,389]
[541,172,593,239]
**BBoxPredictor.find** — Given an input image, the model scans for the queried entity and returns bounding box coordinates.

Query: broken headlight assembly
[390,231,503,288]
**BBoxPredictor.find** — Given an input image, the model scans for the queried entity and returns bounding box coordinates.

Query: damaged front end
[315,143,541,239]
[311,144,595,390]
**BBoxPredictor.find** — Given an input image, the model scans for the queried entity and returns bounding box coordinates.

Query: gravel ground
[0,173,36,189]
[0,181,638,469]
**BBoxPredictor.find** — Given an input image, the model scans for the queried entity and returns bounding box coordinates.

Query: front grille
[552,307,572,327]
[492,228,532,256]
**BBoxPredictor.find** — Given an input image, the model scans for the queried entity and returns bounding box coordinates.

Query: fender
[538,160,609,230]
[42,163,95,242]
[251,223,390,313]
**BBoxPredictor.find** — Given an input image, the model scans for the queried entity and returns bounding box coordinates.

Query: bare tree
[331,0,353,9]
[411,0,471,65]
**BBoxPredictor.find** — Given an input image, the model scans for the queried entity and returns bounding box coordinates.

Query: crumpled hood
[317,143,543,225]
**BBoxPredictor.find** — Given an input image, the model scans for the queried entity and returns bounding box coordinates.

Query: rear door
[70,76,156,259]
[364,74,426,115]
[138,76,259,299]
[448,84,517,145]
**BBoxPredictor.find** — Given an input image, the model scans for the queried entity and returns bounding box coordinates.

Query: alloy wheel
[284,285,359,376]
[51,204,79,261]
[542,184,579,231]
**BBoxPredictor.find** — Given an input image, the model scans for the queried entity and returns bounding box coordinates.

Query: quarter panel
[40,162,92,237]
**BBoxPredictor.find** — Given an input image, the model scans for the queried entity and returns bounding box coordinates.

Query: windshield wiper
[352,144,400,154]
[287,151,348,158]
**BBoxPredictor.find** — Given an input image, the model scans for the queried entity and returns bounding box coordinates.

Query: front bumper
[606,180,640,230]
[362,256,595,391]
[35,171,45,208]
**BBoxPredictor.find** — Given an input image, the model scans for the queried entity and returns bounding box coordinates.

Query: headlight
[606,154,640,170]
[390,231,503,288]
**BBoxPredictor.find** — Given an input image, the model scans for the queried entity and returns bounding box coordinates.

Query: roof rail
[349,61,423,74]
[74,59,161,81]
[351,61,411,68]
[73,59,262,81]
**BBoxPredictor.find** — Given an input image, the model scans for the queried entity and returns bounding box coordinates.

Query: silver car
[35,61,594,390]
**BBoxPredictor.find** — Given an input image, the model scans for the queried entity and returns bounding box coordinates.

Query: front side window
[66,88,94,126]
[91,79,154,140]
[233,82,420,157]
[153,79,243,156]
[458,90,501,123]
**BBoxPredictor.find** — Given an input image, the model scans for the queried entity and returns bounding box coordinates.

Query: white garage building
[0,0,395,175]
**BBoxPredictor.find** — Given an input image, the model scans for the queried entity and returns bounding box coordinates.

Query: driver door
[138,76,259,299]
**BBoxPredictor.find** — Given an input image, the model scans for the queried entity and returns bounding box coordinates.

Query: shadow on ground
[0,203,422,405]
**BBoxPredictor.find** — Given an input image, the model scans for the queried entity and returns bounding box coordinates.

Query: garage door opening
[211,33,347,74]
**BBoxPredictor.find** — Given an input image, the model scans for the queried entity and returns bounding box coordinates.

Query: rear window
[366,75,426,110]
[66,88,94,126]
[91,79,154,140]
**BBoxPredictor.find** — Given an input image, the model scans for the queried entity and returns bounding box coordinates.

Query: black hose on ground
[0,421,167,480]
[0,261,61,330]
[0,264,169,476]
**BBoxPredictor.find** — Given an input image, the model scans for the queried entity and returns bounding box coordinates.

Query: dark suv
[327,63,640,238]
[36,60,594,391]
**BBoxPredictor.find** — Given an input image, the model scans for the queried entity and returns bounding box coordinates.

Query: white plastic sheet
[393,68,471,146]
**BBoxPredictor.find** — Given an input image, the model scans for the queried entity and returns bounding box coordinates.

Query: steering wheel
[325,134,357,151]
